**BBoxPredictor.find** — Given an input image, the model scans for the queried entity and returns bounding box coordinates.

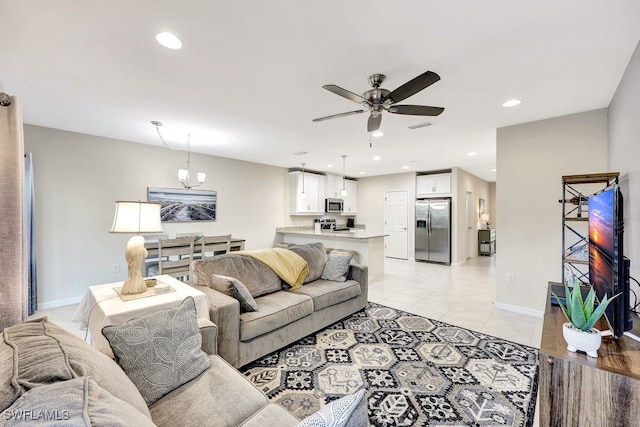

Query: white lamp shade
[341,188,348,197]
[480,213,490,222]
[178,169,189,181]
[197,172,206,183]
[110,201,163,234]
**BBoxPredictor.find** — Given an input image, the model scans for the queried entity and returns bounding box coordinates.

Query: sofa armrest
[189,283,241,367]
[197,317,218,355]
[347,264,368,300]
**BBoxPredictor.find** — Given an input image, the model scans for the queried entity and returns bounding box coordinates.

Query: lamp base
[121,235,148,295]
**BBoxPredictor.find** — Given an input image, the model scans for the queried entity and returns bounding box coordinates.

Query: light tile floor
[31,255,542,425]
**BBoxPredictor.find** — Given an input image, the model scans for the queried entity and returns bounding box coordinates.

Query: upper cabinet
[416,173,451,197]
[342,179,358,215]
[289,171,326,215]
[326,174,358,215]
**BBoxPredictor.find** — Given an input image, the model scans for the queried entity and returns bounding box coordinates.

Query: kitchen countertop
[276,227,387,240]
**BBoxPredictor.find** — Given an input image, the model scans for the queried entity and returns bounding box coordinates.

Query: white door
[465,190,474,259]
[384,190,409,259]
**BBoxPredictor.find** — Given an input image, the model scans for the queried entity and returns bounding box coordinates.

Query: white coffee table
[72,275,209,357]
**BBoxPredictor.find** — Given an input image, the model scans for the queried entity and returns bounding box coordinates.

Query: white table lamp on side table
[110,201,163,295]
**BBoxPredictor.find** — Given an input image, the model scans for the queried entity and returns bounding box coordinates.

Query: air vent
[293,151,308,156]
[408,121,433,130]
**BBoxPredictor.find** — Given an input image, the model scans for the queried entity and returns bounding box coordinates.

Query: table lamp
[110,201,163,294]
[480,213,491,229]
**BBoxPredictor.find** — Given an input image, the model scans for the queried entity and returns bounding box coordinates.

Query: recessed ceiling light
[327,164,333,168]
[372,155,382,161]
[371,131,384,138]
[467,151,477,156]
[491,168,497,172]
[359,171,366,175]
[156,32,182,49]
[502,99,521,108]
[401,165,410,170]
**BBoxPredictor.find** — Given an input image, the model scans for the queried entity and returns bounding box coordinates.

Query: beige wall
[489,182,497,230]
[608,41,640,292]
[496,109,608,315]
[24,125,293,307]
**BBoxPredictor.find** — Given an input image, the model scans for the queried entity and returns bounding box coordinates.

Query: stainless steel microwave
[325,198,344,213]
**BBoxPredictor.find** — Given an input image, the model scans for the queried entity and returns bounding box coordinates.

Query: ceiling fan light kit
[313,70,445,133]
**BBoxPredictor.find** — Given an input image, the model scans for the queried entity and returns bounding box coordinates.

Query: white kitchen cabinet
[326,174,357,215]
[342,179,358,215]
[289,171,326,215]
[416,174,451,197]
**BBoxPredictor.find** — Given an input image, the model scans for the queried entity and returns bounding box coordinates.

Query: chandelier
[152,121,206,189]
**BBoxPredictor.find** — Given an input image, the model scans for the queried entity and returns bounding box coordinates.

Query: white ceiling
[2,1,639,181]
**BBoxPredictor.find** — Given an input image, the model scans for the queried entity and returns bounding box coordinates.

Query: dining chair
[195,234,232,258]
[147,236,195,280]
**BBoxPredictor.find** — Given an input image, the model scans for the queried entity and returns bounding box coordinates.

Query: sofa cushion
[293,279,362,311]
[102,297,211,405]
[240,292,314,341]
[149,355,271,427]
[0,318,151,419]
[209,274,259,312]
[296,389,367,427]
[240,403,300,427]
[287,243,328,283]
[191,254,282,298]
[321,251,354,282]
[4,377,156,426]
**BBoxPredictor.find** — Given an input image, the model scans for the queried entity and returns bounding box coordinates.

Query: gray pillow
[4,377,156,426]
[287,243,328,283]
[209,274,258,312]
[101,297,211,405]
[296,389,367,427]
[321,251,353,282]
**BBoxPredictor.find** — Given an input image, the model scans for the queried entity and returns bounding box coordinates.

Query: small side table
[478,229,496,256]
[72,275,209,357]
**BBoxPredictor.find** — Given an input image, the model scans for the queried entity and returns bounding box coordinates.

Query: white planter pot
[562,322,602,358]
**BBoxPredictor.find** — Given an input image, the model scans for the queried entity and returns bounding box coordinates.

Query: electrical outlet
[112,264,120,273]
[506,273,515,284]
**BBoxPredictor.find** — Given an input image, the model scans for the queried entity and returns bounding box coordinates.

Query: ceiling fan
[312,71,444,133]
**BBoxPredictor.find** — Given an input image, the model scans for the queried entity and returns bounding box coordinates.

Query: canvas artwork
[147,187,216,222]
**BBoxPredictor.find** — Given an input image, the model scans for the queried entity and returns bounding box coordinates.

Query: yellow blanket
[235,248,309,290]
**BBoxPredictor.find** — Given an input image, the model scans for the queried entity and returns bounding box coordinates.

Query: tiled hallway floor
[369,256,543,348]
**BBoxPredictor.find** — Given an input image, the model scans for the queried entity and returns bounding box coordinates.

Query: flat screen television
[588,185,632,338]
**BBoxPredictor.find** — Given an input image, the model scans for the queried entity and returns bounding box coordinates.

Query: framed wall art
[147,187,217,222]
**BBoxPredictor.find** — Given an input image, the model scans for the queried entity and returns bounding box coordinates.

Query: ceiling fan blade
[312,110,365,122]
[367,113,382,132]
[384,71,441,104]
[388,105,444,116]
[323,85,371,106]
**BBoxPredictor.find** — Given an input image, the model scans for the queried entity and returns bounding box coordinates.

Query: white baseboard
[495,302,544,318]
[38,296,83,310]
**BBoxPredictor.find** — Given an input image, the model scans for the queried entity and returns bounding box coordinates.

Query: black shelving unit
[561,173,619,284]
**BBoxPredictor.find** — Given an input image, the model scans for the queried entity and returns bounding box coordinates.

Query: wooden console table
[539,284,640,426]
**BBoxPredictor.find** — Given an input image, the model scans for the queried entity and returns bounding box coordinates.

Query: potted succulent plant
[551,279,619,358]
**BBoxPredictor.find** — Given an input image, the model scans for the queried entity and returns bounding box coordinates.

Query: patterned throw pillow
[321,251,354,282]
[209,274,258,312]
[101,297,211,405]
[296,389,366,427]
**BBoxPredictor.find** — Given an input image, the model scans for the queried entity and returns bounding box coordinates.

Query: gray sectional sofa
[189,243,369,368]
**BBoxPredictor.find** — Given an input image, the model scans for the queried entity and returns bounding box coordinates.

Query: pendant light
[300,163,307,200]
[341,155,348,197]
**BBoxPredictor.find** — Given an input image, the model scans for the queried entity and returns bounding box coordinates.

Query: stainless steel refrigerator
[415,198,451,265]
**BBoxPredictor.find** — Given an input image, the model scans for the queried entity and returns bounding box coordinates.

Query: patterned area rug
[241,303,539,426]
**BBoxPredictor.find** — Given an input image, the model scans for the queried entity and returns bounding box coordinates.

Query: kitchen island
[275,227,387,281]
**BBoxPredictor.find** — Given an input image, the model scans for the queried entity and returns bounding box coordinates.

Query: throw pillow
[296,389,367,427]
[321,251,354,282]
[209,274,258,312]
[4,377,156,426]
[101,297,211,405]
[287,242,328,283]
